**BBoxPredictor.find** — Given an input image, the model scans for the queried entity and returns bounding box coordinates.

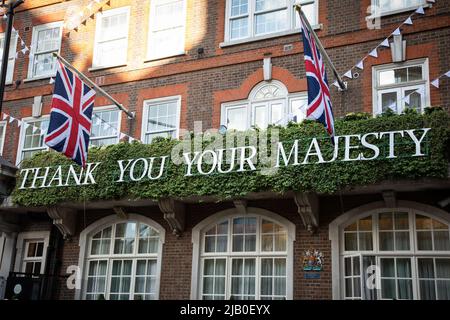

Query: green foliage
[12,111,450,207]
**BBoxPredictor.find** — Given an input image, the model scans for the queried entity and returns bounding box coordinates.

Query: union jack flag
[299,13,335,138]
[45,61,96,167]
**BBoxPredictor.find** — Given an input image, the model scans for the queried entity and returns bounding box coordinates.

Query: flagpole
[52,52,135,119]
[295,4,347,91]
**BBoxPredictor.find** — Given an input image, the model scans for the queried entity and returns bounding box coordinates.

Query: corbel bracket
[294,193,319,234]
[382,190,397,208]
[47,206,77,240]
[158,198,185,236]
[233,199,248,215]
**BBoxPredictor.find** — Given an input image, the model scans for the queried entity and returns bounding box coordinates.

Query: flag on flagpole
[299,11,335,138]
[45,60,96,167]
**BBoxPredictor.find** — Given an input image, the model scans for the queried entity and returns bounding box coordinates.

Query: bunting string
[333,1,435,87]
[64,0,111,36]
[1,9,31,60]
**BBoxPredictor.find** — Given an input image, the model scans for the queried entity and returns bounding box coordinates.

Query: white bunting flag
[8,116,15,124]
[102,122,109,130]
[24,123,30,130]
[404,94,411,105]
[332,81,340,89]
[343,70,353,79]
[17,120,22,127]
[431,79,439,88]
[49,77,55,84]
[416,87,425,96]
[415,6,425,15]
[356,60,364,70]
[119,133,126,140]
[392,28,401,36]
[15,52,19,59]
[369,48,378,58]
[2,113,8,121]
[445,71,450,78]
[388,102,397,112]
[129,136,135,143]
[21,47,28,55]
[87,2,94,10]
[404,17,413,25]
[33,126,40,133]
[21,40,25,47]
[2,14,7,20]
[380,38,390,47]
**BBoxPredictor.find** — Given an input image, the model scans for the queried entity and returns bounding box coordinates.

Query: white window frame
[336,207,450,300]
[92,6,130,69]
[76,214,166,300]
[27,21,63,80]
[147,0,187,61]
[0,31,18,84]
[369,0,429,18]
[16,116,50,166]
[14,231,50,275]
[372,59,430,116]
[90,106,122,147]
[191,207,296,300]
[0,121,6,155]
[141,95,181,144]
[223,0,319,45]
[220,81,307,130]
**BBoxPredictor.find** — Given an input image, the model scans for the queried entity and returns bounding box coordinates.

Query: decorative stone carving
[382,190,397,208]
[158,198,185,236]
[47,207,77,239]
[294,193,319,234]
[233,199,248,215]
[113,207,128,220]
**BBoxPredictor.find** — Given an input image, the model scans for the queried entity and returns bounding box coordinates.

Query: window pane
[417,231,433,250]
[381,91,397,113]
[419,280,436,300]
[418,258,435,278]
[381,258,395,277]
[435,259,450,279]
[359,232,373,251]
[271,103,283,125]
[381,279,395,299]
[226,106,247,131]
[359,216,372,231]
[397,279,413,299]
[408,66,422,81]
[434,231,450,251]
[255,0,285,12]
[416,215,432,229]
[396,259,412,278]
[379,232,394,251]
[395,232,410,250]
[230,17,248,40]
[394,212,409,230]
[344,233,357,251]
[437,281,450,300]
[254,105,268,128]
[404,89,422,113]
[231,0,248,16]
[379,213,393,230]
[255,10,287,35]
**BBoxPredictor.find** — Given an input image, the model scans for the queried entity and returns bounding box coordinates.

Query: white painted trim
[0,121,6,156]
[27,21,63,80]
[190,207,296,300]
[329,200,450,300]
[14,231,50,275]
[16,115,50,166]
[367,1,429,19]
[76,213,166,300]
[147,0,187,61]
[141,95,182,144]
[372,58,430,116]
[0,31,18,84]
[92,6,130,69]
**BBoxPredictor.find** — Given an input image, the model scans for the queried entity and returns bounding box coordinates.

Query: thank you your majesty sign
[18,128,430,190]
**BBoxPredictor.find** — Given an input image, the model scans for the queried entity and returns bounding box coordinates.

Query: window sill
[88,64,128,72]
[23,76,54,83]
[144,52,186,63]
[366,3,431,20]
[220,24,323,48]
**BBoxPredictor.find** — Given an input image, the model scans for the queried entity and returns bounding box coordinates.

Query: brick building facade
[0,0,449,300]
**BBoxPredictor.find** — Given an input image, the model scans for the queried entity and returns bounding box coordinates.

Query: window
[93,7,130,68]
[373,59,430,115]
[198,215,291,300]
[91,107,121,147]
[15,232,50,276]
[372,0,426,15]
[82,218,163,300]
[0,121,6,155]
[221,81,307,131]
[340,209,450,300]
[148,0,186,60]
[142,96,181,144]
[17,118,49,165]
[225,0,318,42]
[28,22,63,79]
[0,31,18,84]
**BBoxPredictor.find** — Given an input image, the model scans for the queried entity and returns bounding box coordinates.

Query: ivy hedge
[12,110,450,207]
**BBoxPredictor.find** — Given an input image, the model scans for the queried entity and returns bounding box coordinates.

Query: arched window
[221,81,307,131]
[78,215,165,300]
[191,208,295,300]
[336,207,450,300]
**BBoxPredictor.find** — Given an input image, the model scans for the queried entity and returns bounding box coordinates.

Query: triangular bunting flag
[8,116,15,124]
[21,47,28,55]
[415,6,425,15]
[404,17,413,25]
[90,14,95,20]
[49,77,55,84]
[20,40,25,47]
[33,126,40,133]
[343,70,353,79]
[445,71,450,78]
[17,120,22,127]
[15,52,19,59]
[74,27,78,32]
[2,14,7,20]
[102,122,109,130]
[416,87,425,96]
[106,0,111,6]
[388,102,397,112]
[356,60,364,70]
[2,113,8,121]
[431,79,439,88]
[129,136,135,143]
[119,133,126,140]
[380,39,390,47]
[369,48,378,58]
[65,32,71,38]
[392,28,401,36]
[82,20,87,26]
